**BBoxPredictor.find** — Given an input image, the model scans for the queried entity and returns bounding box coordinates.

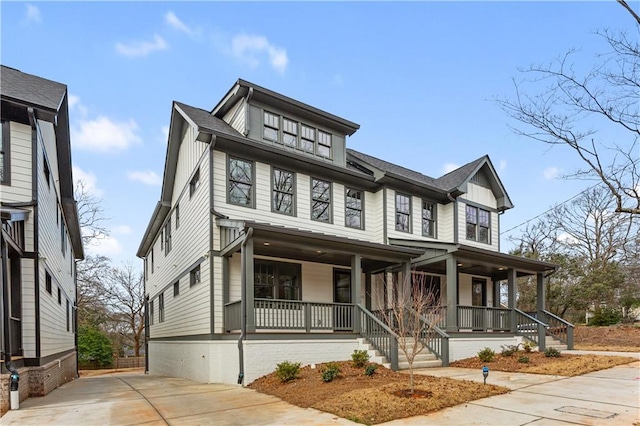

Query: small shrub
[321,362,341,382]
[275,361,301,383]
[477,347,495,362]
[352,349,370,368]
[523,342,534,353]
[364,364,377,376]
[589,307,622,326]
[500,344,520,357]
[518,356,530,364]
[544,347,561,358]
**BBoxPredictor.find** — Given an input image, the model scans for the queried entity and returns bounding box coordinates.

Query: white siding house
[1,65,84,413]
[138,79,570,386]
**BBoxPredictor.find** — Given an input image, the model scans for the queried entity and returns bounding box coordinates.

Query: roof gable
[1,65,66,114]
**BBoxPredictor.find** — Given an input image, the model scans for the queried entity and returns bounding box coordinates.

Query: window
[317,130,332,158]
[466,205,490,243]
[228,157,253,207]
[1,120,9,184]
[300,125,315,153]
[58,287,62,305]
[164,218,172,255]
[175,204,180,229]
[46,271,52,294]
[160,229,164,251]
[66,299,70,331]
[151,247,154,273]
[158,293,165,323]
[395,193,411,232]
[345,188,364,229]
[422,201,436,238]
[311,178,331,222]
[254,260,301,300]
[190,265,201,287]
[44,157,50,188]
[263,111,279,141]
[189,168,200,198]
[61,220,67,256]
[272,168,294,215]
[173,281,180,297]
[283,118,297,148]
[149,300,154,325]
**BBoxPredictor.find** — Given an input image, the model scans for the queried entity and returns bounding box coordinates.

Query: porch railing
[224,300,242,332]
[411,307,450,366]
[457,306,511,331]
[358,306,398,370]
[516,309,548,348]
[527,310,574,349]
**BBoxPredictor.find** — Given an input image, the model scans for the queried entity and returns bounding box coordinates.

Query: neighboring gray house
[1,65,84,413]
[137,79,572,386]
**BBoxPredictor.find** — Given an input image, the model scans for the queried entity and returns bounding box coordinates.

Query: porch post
[243,236,255,332]
[536,272,547,350]
[445,256,457,332]
[492,279,500,307]
[365,271,372,311]
[507,268,517,333]
[401,261,411,302]
[351,254,362,333]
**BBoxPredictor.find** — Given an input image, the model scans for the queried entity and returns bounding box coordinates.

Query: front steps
[545,335,568,351]
[357,337,442,370]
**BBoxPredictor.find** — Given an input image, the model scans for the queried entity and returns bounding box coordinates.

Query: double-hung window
[272,168,295,215]
[158,293,165,323]
[466,205,490,243]
[254,260,301,301]
[422,201,436,237]
[190,168,200,198]
[300,125,315,153]
[164,219,172,254]
[263,111,279,141]
[149,300,154,325]
[311,178,331,222]
[282,118,297,147]
[0,120,9,184]
[317,130,332,158]
[345,188,364,229]
[190,265,201,287]
[395,193,411,232]
[228,157,254,207]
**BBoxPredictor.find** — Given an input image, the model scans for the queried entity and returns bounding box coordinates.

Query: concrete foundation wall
[449,336,523,362]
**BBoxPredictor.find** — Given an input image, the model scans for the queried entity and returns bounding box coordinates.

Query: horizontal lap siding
[148,126,210,338]
[386,190,439,243]
[213,150,377,242]
[439,203,454,242]
[21,259,36,357]
[457,202,499,252]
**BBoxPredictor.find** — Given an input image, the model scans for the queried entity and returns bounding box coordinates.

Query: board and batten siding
[2,122,32,202]
[212,150,378,244]
[170,124,208,204]
[222,98,246,135]
[38,120,61,195]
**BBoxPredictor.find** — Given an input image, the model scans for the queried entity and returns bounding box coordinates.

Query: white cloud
[230,34,288,74]
[442,163,460,174]
[72,165,104,197]
[68,94,88,117]
[25,4,41,23]
[557,232,578,245]
[115,34,168,58]
[113,225,132,235]
[72,116,141,153]
[499,160,507,172]
[127,171,162,186]
[86,233,123,258]
[543,166,561,180]
[161,125,170,142]
[165,11,192,36]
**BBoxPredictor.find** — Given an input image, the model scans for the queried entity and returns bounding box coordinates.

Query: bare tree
[76,254,111,327]
[74,179,110,246]
[375,272,443,393]
[497,5,640,215]
[102,264,145,356]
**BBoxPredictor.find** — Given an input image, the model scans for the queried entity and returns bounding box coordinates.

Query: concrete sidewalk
[2,357,638,425]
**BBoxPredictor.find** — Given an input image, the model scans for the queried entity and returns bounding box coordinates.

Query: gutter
[243,87,253,137]
[237,227,253,385]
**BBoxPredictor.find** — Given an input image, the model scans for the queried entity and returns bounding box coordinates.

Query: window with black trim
[175,204,180,229]
[173,281,180,297]
[0,120,9,184]
[317,130,331,158]
[282,117,297,147]
[263,111,279,141]
[46,271,52,294]
[254,259,301,300]
[44,157,50,188]
[395,193,411,232]
[345,188,363,229]
[228,157,253,207]
[272,168,294,215]
[159,293,165,323]
[58,287,62,304]
[164,218,172,255]
[300,124,315,153]
[422,200,436,238]
[190,265,201,287]
[61,220,67,256]
[311,178,331,222]
[189,168,200,198]
[149,300,154,325]
[466,205,490,243]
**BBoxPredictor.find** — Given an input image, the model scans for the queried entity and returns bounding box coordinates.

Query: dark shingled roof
[347,149,441,188]
[435,156,487,191]
[1,65,66,111]
[174,101,243,138]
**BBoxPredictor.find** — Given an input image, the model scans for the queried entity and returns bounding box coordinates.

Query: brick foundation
[0,352,77,415]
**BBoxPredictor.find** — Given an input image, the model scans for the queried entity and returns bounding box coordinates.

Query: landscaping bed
[574,324,640,351]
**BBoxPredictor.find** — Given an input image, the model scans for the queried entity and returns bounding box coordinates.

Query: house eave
[136,201,171,258]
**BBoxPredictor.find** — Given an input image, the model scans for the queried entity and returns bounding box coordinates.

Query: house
[1,65,84,413]
[137,79,573,386]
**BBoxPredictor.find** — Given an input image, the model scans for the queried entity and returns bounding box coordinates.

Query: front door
[334,270,352,330]
[472,278,486,331]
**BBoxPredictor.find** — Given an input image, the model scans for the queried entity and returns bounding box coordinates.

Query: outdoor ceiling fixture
[316,250,323,254]
[457,263,463,267]
[263,242,270,246]
[498,267,506,271]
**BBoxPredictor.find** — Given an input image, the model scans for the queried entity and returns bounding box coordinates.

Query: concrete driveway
[2,353,639,425]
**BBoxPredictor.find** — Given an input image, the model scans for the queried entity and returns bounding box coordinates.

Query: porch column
[365,271,372,311]
[507,268,517,333]
[536,272,547,350]
[242,235,255,332]
[351,254,362,333]
[445,256,457,332]
[492,279,501,307]
[401,261,411,302]
[222,256,230,333]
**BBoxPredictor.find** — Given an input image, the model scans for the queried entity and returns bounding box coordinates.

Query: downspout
[1,236,20,409]
[28,108,41,362]
[237,227,253,385]
[243,87,254,137]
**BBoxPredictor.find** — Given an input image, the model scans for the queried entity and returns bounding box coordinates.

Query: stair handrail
[515,309,549,349]
[357,305,399,370]
[543,309,574,349]
[408,307,450,366]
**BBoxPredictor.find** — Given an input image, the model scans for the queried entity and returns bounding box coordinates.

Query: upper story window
[272,168,295,215]
[0,120,9,185]
[283,118,297,148]
[317,131,332,158]
[46,271,52,294]
[466,205,490,244]
[175,204,180,229]
[149,300,154,325]
[422,200,436,238]
[61,220,67,256]
[44,157,50,188]
[263,111,279,141]
[228,157,254,207]
[173,281,180,297]
[190,264,201,287]
[395,193,411,233]
[311,178,331,223]
[164,218,172,255]
[254,259,301,301]
[158,293,165,323]
[345,188,364,229]
[189,168,200,198]
[262,110,333,160]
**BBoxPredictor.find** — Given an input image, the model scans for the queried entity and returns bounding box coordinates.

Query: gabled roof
[175,101,243,139]
[1,65,66,115]
[347,149,440,188]
[435,156,487,191]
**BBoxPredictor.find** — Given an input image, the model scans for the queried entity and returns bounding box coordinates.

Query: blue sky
[2,2,635,267]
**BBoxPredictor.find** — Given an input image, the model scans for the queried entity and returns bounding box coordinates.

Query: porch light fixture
[316,250,323,254]
[482,366,489,384]
[263,242,270,246]
[498,267,506,271]
[457,263,463,267]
